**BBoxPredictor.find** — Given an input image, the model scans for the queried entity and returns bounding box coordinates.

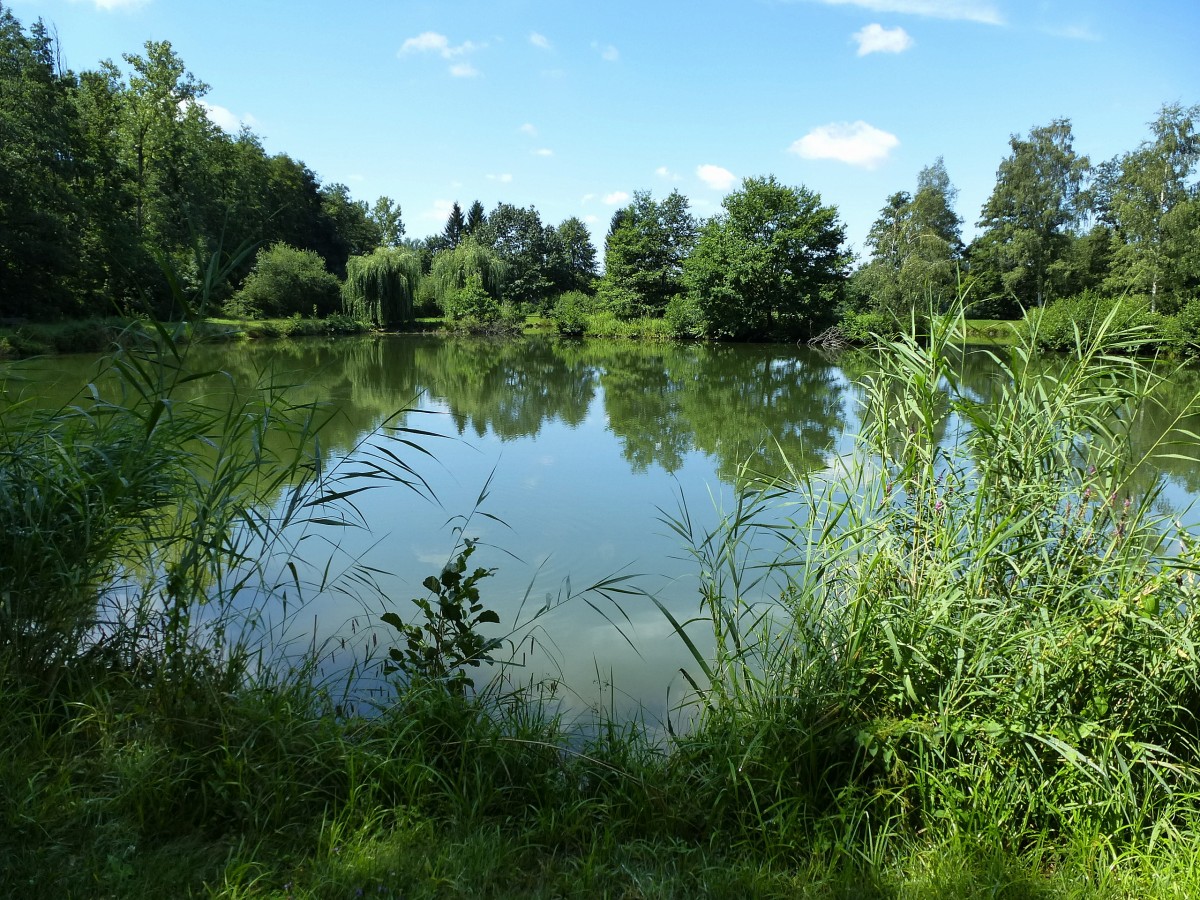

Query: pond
[7,333,1200,724]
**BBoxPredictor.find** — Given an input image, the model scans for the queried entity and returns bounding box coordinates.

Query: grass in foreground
[3,303,1200,897]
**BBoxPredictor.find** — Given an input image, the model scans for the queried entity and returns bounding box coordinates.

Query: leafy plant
[229,242,341,318]
[380,539,502,694]
[1026,290,1164,352]
[550,289,602,336]
[342,246,422,327]
[663,300,1200,846]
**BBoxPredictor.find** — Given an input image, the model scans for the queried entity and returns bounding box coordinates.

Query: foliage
[550,289,599,336]
[0,9,82,318]
[368,195,405,247]
[684,175,849,339]
[478,203,559,310]
[1163,298,1200,358]
[228,242,340,318]
[0,9,399,319]
[1026,291,1165,352]
[664,304,1200,849]
[429,238,505,314]
[852,159,963,322]
[553,216,599,294]
[600,189,697,317]
[315,182,383,276]
[974,118,1091,308]
[464,199,486,237]
[664,290,705,338]
[441,272,504,327]
[380,539,502,694]
[839,307,902,343]
[8,265,1200,894]
[442,200,466,249]
[1105,103,1200,309]
[342,246,421,327]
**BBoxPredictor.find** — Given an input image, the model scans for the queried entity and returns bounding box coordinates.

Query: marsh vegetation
[6,305,1200,897]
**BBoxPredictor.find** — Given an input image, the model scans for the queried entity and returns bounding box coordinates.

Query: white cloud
[487,173,514,183]
[399,32,483,77]
[603,191,630,205]
[519,122,538,136]
[592,41,620,62]
[655,166,681,181]
[583,214,600,224]
[530,32,552,50]
[581,193,597,203]
[1043,23,1101,41]
[853,23,914,55]
[696,164,737,191]
[400,32,450,55]
[796,0,1002,25]
[534,148,554,157]
[424,198,455,222]
[789,120,899,168]
[76,0,149,9]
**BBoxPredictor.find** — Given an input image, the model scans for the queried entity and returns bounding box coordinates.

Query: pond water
[7,334,1200,723]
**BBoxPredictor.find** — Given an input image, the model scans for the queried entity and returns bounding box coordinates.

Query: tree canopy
[975,118,1090,308]
[684,176,849,339]
[601,190,697,317]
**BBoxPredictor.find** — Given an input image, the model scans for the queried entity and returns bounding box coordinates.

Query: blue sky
[9,0,1199,258]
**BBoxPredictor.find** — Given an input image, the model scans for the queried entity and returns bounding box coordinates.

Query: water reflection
[5,335,1200,721]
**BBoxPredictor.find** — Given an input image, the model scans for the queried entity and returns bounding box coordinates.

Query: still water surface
[8,334,1200,721]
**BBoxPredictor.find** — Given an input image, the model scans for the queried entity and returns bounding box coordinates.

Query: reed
[664,304,1200,855]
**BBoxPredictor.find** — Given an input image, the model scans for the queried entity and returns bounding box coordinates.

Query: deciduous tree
[601,190,696,317]
[479,203,558,309]
[976,118,1090,307]
[684,175,848,339]
[553,216,598,294]
[1107,103,1200,309]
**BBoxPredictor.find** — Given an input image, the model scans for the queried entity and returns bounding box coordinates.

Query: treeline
[0,9,400,320]
[0,7,599,326]
[3,4,1199,345]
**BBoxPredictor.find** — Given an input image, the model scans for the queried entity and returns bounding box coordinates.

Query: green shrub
[46,320,119,354]
[230,243,341,319]
[1164,299,1200,358]
[550,290,598,336]
[839,308,899,343]
[442,272,498,324]
[1027,291,1164,352]
[664,292,704,338]
[594,280,643,320]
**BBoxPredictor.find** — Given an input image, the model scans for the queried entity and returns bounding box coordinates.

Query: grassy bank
[3,309,1200,897]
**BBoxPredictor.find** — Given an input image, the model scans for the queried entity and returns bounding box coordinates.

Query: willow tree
[429,239,506,315]
[342,247,421,327]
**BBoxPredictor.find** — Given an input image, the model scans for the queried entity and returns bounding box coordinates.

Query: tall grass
[666,306,1200,855]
